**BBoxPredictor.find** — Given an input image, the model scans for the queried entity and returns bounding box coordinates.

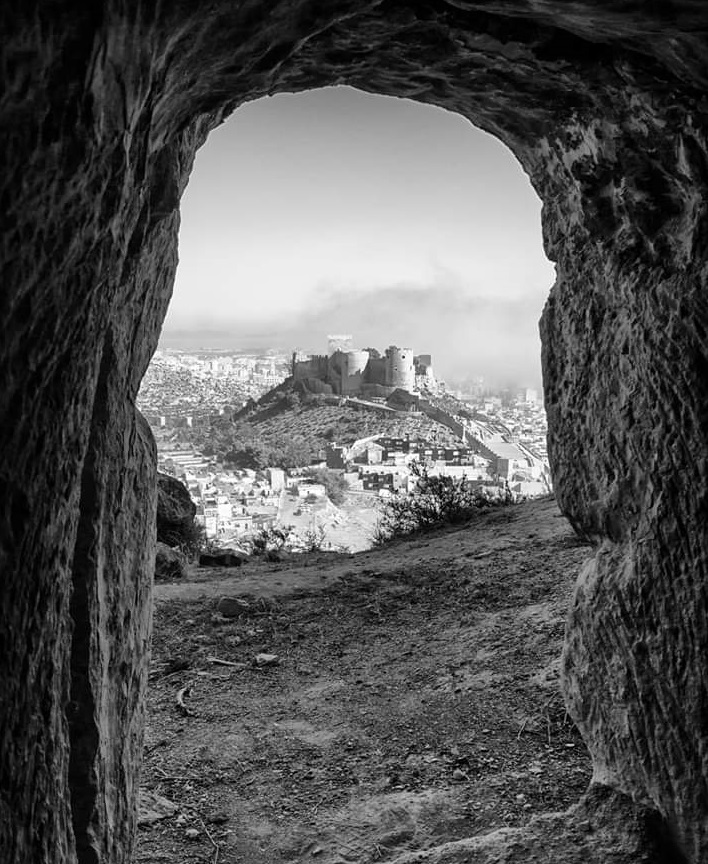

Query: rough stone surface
[154,542,187,580]
[137,790,178,827]
[2,3,708,863]
[388,785,686,864]
[156,472,197,548]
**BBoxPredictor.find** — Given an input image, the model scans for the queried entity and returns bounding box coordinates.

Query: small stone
[185,827,200,840]
[217,596,251,618]
[137,790,178,826]
[452,768,467,781]
[206,811,229,825]
[255,653,280,666]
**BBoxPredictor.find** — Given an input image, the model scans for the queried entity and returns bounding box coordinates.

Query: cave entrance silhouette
[3,5,708,863]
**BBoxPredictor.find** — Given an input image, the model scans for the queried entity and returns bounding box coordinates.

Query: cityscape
[138,335,550,552]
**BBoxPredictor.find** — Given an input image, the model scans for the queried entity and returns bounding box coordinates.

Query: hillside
[246,401,462,447]
[136,498,601,864]
[193,383,465,468]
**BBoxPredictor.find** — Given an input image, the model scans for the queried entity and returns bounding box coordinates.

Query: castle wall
[327,350,345,394]
[292,354,329,382]
[365,356,388,387]
[419,399,465,438]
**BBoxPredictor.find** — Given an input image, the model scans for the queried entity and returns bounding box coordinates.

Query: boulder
[155,542,187,580]
[138,790,178,826]
[156,472,197,547]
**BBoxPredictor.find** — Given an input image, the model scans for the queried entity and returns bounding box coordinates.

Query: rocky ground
[137,497,594,864]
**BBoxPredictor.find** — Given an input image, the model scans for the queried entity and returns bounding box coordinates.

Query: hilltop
[136,497,604,864]
[189,380,466,469]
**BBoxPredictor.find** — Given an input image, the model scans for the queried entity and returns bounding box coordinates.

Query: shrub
[372,463,514,545]
[160,518,207,561]
[282,391,301,410]
[249,525,293,560]
[303,467,349,505]
[302,524,327,552]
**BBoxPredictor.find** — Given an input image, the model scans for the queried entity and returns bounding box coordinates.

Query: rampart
[292,343,426,396]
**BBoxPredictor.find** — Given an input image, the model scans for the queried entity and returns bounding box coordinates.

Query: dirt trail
[138,497,593,864]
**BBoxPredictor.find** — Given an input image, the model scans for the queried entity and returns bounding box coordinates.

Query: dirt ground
[137,497,594,864]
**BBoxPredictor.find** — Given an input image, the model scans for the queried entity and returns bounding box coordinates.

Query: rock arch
[2,3,707,862]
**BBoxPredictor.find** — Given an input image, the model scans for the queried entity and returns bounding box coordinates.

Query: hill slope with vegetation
[190,381,465,469]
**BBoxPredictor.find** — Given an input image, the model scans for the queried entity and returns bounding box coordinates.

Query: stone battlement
[291,342,433,396]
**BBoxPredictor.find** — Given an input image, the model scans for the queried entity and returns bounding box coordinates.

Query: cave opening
[3,5,708,863]
[142,86,555,547]
[136,86,564,858]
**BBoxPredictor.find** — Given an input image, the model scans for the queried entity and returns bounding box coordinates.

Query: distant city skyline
[162,86,555,387]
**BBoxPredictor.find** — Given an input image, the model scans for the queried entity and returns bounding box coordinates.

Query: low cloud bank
[162,277,549,389]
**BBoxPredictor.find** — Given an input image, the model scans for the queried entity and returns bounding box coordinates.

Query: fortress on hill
[291,334,435,398]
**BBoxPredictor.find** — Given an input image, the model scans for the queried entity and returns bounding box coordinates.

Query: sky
[162,86,555,388]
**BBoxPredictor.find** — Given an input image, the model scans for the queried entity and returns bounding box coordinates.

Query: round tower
[342,350,370,395]
[386,347,416,391]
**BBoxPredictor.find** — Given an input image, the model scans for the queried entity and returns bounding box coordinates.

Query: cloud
[162,275,548,388]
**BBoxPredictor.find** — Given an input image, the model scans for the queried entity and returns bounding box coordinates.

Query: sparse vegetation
[158,518,208,561]
[303,467,349,505]
[302,524,327,552]
[189,388,463,471]
[373,463,515,544]
[249,525,293,560]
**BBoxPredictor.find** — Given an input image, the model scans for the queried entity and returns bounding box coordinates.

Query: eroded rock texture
[156,472,197,548]
[2,2,708,862]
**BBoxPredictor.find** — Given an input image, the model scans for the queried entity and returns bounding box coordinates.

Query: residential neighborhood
[141,337,551,552]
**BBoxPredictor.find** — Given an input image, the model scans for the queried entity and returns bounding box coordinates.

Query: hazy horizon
[163,86,555,388]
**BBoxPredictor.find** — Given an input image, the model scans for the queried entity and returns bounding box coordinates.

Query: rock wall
[537,110,708,860]
[2,2,708,862]
[156,472,197,548]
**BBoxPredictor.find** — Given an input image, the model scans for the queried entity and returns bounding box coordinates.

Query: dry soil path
[138,497,593,864]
